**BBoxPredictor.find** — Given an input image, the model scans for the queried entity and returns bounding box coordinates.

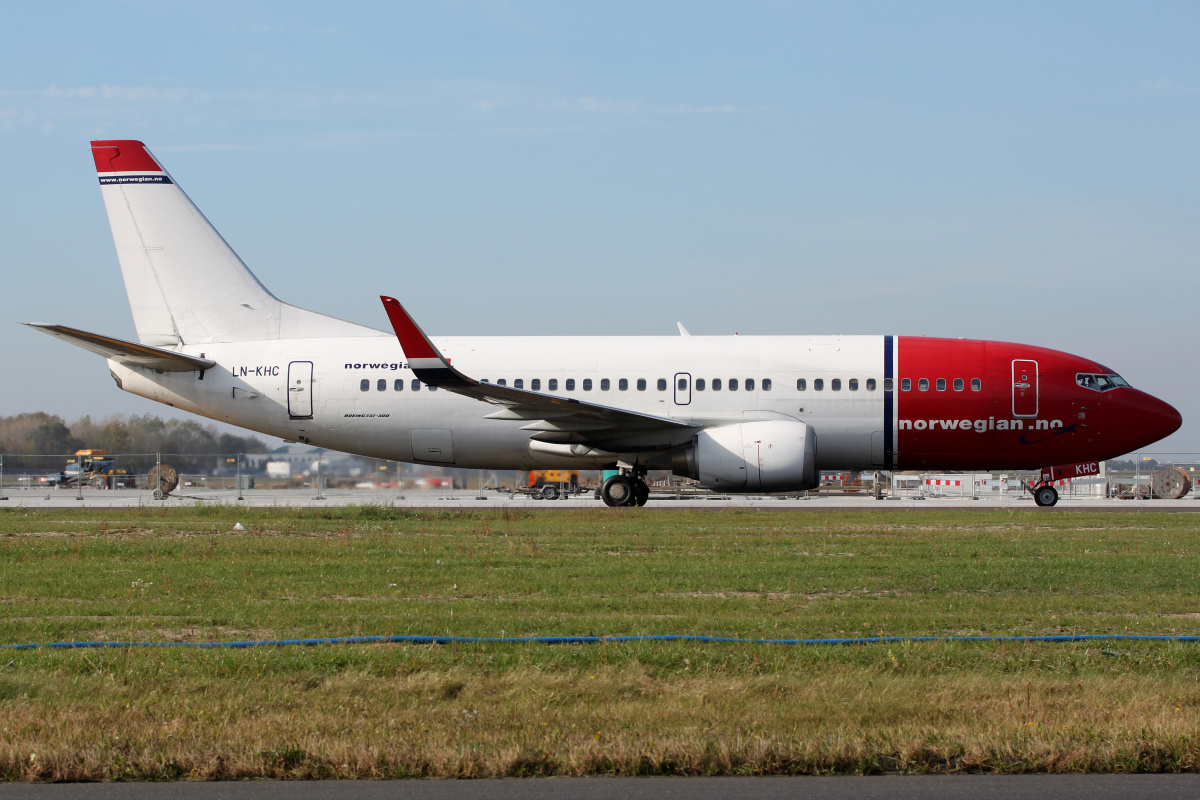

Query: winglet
[380,296,474,389]
[379,296,446,368]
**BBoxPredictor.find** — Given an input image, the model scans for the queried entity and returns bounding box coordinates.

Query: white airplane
[25,140,1182,506]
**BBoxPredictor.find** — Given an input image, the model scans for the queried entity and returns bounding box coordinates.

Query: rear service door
[674,373,691,405]
[1012,359,1038,418]
[287,361,314,419]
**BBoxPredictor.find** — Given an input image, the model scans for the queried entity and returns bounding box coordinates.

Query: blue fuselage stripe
[883,335,894,466]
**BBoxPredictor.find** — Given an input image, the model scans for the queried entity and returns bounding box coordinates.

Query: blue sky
[3,1,1198,453]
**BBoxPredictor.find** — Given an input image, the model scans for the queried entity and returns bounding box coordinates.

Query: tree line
[0,412,269,456]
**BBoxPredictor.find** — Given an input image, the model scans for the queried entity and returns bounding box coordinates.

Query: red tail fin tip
[90,140,162,173]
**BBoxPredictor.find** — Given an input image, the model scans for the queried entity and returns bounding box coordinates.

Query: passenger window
[696,378,706,391]
[866,378,876,391]
[428,385,437,392]
[831,379,841,391]
[712,378,722,391]
[583,379,593,391]
[566,378,575,391]
[797,378,806,391]
[918,379,928,391]
[971,378,981,392]
[377,379,386,392]
[497,379,507,387]
[745,378,755,391]
[657,379,667,391]
[677,377,687,391]
[814,379,824,391]
[394,379,403,391]
[531,378,541,391]
[618,378,628,391]
[762,378,772,391]
[514,378,524,389]
[729,379,739,391]
[637,378,646,391]
[849,378,858,391]
[936,378,946,391]
[412,379,421,391]
[883,378,892,391]
[953,378,963,391]
[360,379,369,392]
[601,378,610,391]
[549,378,558,391]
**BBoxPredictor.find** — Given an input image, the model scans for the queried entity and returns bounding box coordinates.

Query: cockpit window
[1076,372,1130,392]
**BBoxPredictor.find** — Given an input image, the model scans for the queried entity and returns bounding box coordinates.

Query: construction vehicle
[49,450,138,489]
[518,469,583,500]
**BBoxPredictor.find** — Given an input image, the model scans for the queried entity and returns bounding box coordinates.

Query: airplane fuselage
[108,333,1179,473]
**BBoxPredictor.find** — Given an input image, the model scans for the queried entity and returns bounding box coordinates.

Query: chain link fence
[0,452,1197,502]
[0,452,514,499]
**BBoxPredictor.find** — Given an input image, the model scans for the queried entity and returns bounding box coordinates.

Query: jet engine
[673,420,818,492]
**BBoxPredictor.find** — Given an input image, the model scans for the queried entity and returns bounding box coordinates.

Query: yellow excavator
[54,450,137,489]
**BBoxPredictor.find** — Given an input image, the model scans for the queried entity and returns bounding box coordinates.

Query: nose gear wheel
[1033,484,1058,507]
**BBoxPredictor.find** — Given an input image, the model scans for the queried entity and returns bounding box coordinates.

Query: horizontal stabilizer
[23,324,215,372]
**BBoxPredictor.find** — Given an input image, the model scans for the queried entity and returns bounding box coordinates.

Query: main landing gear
[1032,483,1059,507]
[600,469,650,507]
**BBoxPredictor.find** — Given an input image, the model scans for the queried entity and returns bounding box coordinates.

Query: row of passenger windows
[693,378,770,391]
[899,378,982,392]
[481,377,776,392]
[362,379,439,392]
[359,375,983,394]
[795,377,883,392]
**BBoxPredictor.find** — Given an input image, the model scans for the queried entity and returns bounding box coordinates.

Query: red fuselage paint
[895,337,1181,470]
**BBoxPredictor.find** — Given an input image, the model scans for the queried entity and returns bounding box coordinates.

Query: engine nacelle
[678,420,818,493]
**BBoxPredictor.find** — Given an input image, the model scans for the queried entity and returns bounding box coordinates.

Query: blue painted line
[2,633,1197,650]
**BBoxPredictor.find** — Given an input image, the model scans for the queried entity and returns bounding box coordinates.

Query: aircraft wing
[23,324,216,372]
[380,296,697,444]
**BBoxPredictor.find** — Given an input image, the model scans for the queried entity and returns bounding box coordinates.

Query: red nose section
[1128,391,1182,449]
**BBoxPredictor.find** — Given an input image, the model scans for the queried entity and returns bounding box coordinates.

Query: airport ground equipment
[517,469,584,500]
[48,450,137,489]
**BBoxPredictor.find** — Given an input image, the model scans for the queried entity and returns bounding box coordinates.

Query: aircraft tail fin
[90,140,382,345]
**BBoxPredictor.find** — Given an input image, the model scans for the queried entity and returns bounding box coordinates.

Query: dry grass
[4,660,1200,779]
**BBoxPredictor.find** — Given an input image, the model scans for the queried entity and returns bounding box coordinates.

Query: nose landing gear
[1032,483,1059,507]
[600,469,650,507]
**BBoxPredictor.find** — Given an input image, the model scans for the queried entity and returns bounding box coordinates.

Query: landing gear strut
[633,478,650,507]
[600,468,650,507]
[1032,483,1059,507]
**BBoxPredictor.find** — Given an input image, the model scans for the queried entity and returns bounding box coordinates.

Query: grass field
[1,506,1199,779]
